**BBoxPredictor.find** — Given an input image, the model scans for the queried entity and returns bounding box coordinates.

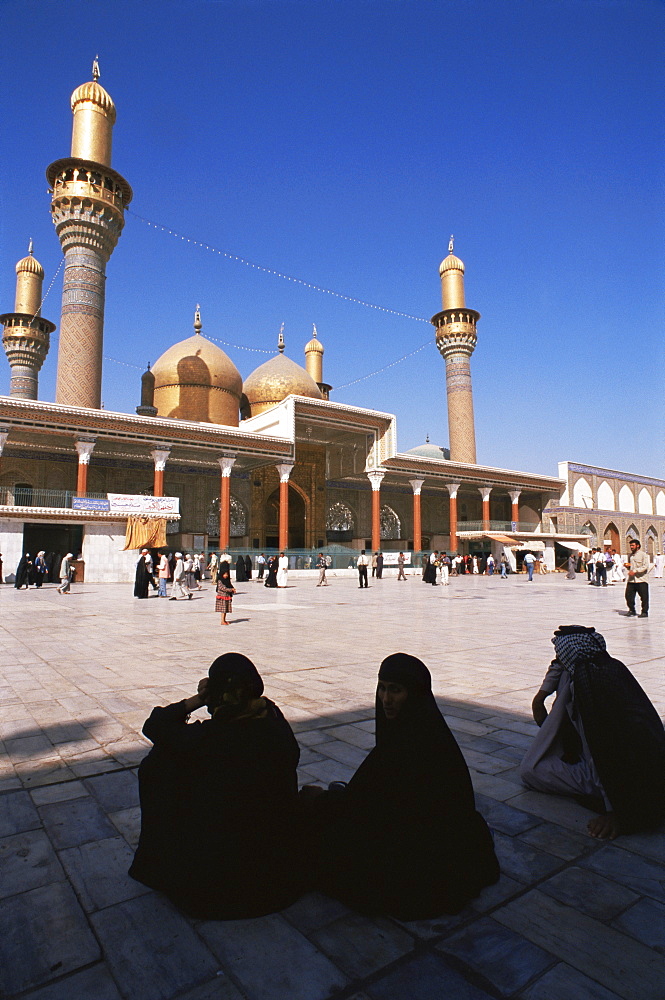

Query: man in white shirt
[357,550,369,589]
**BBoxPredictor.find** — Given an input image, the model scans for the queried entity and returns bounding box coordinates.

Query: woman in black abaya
[14,553,32,589]
[235,555,246,583]
[306,653,499,919]
[129,652,302,918]
[264,555,278,588]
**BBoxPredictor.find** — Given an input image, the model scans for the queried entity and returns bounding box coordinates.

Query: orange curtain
[123,516,168,550]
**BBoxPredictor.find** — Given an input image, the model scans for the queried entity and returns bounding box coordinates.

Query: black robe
[312,681,499,919]
[244,555,252,580]
[134,556,150,598]
[129,698,302,919]
[14,555,32,589]
[235,556,247,582]
[264,558,278,588]
[572,652,665,833]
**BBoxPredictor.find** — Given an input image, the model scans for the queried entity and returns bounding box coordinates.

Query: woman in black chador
[235,555,246,582]
[129,652,302,918]
[304,653,499,919]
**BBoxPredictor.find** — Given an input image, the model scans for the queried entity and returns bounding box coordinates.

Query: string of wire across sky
[45,209,437,390]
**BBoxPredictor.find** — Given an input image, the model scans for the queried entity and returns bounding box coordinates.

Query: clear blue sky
[1,0,663,478]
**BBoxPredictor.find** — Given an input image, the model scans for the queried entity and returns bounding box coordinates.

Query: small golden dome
[305,326,324,354]
[244,352,323,415]
[439,252,465,275]
[16,253,44,279]
[152,318,242,426]
[71,80,117,124]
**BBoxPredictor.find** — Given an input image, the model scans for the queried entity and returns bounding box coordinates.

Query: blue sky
[1,0,663,477]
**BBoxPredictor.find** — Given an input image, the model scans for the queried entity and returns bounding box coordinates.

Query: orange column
[74,439,95,497]
[367,471,385,552]
[479,487,492,531]
[151,448,170,496]
[409,479,424,554]
[276,464,294,552]
[509,490,521,530]
[447,483,460,554]
[218,456,236,549]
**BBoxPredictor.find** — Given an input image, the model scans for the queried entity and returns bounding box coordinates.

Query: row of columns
[0,429,524,553]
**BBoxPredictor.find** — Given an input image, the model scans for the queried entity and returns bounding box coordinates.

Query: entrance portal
[265,486,307,549]
[22,524,84,582]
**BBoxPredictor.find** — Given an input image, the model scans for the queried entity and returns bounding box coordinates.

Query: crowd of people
[129,637,664,922]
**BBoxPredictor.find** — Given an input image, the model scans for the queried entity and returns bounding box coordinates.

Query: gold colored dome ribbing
[16,254,44,279]
[71,80,117,123]
[243,352,323,416]
[439,252,465,275]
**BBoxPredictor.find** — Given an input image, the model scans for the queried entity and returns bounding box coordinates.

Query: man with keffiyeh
[520,626,665,840]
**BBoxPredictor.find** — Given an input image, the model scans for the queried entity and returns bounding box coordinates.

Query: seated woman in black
[129,652,301,918]
[306,653,500,919]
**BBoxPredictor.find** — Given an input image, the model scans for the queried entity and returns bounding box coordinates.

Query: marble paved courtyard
[1,568,663,1000]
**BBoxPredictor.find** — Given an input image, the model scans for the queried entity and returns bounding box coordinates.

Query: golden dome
[71,80,117,123]
[439,252,465,275]
[305,329,324,354]
[243,352,323,416]
[16,253,44,279]
[152,314,242,426]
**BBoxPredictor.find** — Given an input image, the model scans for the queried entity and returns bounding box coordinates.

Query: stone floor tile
[38,795,118,850]
[4,732,54,760]
[437,915,553,995]
[519,821,594,860]
[0,788,41,836]
[173,977,248,1000]
[539,867,638,920]
[20,963,123,1000]
[475,793,541,835]
[312,739,368,768]
[198,912,348,1000]
[492,832,563,883]
[0,881,100,996]
[462,748,515,775]
[91,894,219,1000]
[507,790,595,833]
[617,828,665,865]
[29,779,89,805]
[297,758,356,785]
[494,889,665,1000]
[84,768,140,811]
[282,891,351,935]
[325,724,376,749]
[0,828,65,898]
[297,729,336,747]
[309,913,414,978]
[59,836,151,911]
[470,874,524,912]
[366,952,495,999]
[579,844,665,903]
[468,769,523,801]
[0,775,22,792]
[109,805,143,847]
[520,962,623,1000]
[611,898,665,953]
[16,757,76,787]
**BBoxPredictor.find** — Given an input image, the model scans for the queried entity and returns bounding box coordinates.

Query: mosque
[1,67,663,582]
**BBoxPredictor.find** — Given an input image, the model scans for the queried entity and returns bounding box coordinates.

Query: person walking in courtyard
[207,551,219,585]
[653,551,664,579]
[170,553,192,600]
[215,567,236,625]
[624,539,650,617]
[440,552,451,586]
[257,552,266,580]
[157,551,170,597]
[134,549,151,599]
[566,551,577,580]
[276,551,289,588]
[500,553,509,578]
[14,553,32,589]
[397,551,406,581]
[235,554,247,583]
[316,553,328,586]
[264,555,278,588]
[33,551,47,588]
[357,549,369,588]
[376,551,384,579]
[520,625,665,839]
[57,553,73,594]
[523,551,536,581]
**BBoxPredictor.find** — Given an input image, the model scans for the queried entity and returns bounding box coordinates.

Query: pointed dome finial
[194,304,202,333]
[448,235,454,255]
[28,238,34,256]
[278,322,285,353]
[92,55,100,82]
[312,323,318,338]
[426,433,430,443]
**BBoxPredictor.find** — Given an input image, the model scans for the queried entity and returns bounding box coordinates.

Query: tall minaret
[304,324,331,399]
[431,238,479,463]
[46,59,132,408]
[1,243,56,398]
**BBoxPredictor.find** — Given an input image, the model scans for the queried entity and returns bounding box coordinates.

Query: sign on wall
[107,494,180,515]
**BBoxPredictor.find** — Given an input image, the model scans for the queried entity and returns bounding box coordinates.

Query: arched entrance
[603,522,620,552]
[265,485,307,549]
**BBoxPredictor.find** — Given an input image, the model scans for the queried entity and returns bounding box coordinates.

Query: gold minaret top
[439,236,466,310]
[15,241,44,315]
[70,57,117,165]
[304,323,324,385]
